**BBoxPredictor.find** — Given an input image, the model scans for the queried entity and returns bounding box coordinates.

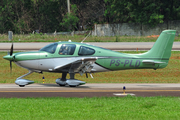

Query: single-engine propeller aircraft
[3,30,176,87]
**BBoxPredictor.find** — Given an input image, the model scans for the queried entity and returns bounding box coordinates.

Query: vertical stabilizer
[144,30,176,59]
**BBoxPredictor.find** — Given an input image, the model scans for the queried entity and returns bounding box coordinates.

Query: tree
[104,0,130,23]
[31,0,67,33]
[104,0,164,26]
[74,0,105,30]
[60,4,79,31]
[1,0,180,33]
[0,0,33,33]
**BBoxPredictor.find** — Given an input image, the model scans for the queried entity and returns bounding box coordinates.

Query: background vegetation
[1,0,180,34]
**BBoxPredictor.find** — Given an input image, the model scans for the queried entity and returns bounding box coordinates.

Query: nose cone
[3,55,14,61]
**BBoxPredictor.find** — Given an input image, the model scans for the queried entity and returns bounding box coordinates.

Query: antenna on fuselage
[81,31,91,43]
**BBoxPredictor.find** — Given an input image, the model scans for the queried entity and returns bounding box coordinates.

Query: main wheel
[59,84,65,86]
[69,85,77,87]
[19,85,25,87]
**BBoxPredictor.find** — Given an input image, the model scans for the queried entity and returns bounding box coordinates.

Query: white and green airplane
[3,30,176,87]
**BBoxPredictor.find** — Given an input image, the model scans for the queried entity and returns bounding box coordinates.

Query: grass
[0,96,180,119]
[0,51,180,83]
[1,33,180,42]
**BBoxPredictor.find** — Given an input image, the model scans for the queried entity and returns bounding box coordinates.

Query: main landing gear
[56,73,86,87]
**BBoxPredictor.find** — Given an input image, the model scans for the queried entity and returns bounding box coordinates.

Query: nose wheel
[15,70,34,87]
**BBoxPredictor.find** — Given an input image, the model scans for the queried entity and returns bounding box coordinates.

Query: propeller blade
[10,61,12,72]
[10,43,13,56]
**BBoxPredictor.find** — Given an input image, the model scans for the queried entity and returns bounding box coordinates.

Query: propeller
[9,43,13,72]
[10,43,13,56]
[10,60,12,71]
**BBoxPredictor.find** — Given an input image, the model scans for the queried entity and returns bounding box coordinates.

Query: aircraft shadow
[37,83,90,88]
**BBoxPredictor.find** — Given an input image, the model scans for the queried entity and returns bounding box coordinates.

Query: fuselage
[4,41,167,73]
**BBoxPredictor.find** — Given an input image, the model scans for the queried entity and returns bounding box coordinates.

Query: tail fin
[144,30,176,59]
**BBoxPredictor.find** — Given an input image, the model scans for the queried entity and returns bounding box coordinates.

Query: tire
[19,85,25,87]
[69,85,77,87]
[59,84,65,86]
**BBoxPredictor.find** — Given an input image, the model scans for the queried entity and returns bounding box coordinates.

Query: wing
[54,57,98,75]
[142,60,165,64]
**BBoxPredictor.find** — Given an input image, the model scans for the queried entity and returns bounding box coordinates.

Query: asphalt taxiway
[0,83,180,98]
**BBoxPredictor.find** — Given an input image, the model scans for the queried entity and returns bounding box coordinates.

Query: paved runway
[1,42,180,51]
[0,83,180,98]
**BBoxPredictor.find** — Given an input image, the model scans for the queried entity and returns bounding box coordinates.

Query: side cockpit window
[59,44,76,55]
[39,43,58,54]
[78,46,95,56]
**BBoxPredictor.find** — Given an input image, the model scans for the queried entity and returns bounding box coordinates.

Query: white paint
[113,93,135,96]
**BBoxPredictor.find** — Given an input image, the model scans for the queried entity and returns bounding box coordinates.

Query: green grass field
[1,33,180,42]
[0,96,180,120]
[0,51,179,83]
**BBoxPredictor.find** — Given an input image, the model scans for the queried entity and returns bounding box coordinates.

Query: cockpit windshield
[39,43,58,54]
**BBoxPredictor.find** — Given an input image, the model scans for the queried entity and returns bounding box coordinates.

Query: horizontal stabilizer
[142,60,165,64]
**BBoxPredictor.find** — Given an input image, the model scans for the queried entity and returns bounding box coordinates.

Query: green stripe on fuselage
[95,58,168,70]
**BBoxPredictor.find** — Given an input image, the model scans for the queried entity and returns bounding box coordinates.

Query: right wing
[54,57,98,75]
